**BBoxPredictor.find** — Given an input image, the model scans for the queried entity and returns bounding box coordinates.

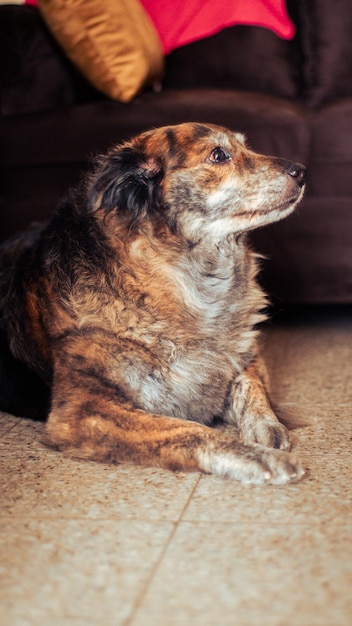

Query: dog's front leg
[224,357,291,450]
[44,353,303,484]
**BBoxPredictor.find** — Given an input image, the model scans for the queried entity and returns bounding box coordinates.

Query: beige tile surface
[263,308,352,405]
[1,307,352,626]
[131,522,352,626]
[0,517,173,626]
[0,411,19,435]
[0,416,45,446]
[182,452,352,526]
[0,437,199,521]
[289,405,352,454]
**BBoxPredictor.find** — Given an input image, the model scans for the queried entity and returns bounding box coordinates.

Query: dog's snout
[287,162,306,188]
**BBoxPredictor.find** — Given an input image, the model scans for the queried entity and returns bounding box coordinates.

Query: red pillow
[25,0,295,54]
[140,0,295,54]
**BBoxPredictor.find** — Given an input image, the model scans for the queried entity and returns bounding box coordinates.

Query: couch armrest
[0,5,101,117]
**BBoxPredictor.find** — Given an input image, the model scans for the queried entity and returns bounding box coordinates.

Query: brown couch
[1,0,352,305]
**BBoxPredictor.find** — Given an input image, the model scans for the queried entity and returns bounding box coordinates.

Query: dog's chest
[126,311,257,422]
[112,269,263,423]
[71,243,264,422]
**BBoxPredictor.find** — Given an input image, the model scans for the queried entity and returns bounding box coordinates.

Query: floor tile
[289,404,352,455]
[1,308,352,626]
[0,411,20,436]
[0,517,172,626]
[0,442,199,522]
[263,311,352,405]
[130,521,352,626]
[0,416,46,448]
[182,450,352,526]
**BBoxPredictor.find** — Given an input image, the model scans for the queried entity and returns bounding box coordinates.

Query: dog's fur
[0,123,306,484]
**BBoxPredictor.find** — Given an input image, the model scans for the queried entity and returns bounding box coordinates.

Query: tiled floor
[1,307,351,626]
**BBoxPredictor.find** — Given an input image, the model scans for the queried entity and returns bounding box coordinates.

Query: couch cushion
[1,89,309,242]
[309,99,352,196]
[140,0,295,54]
[164,24,302,100]
[1,89,310,169]
[252,197,352,304]
[38,0,164,102]
[299,0,352,107]
[0,5,98,116]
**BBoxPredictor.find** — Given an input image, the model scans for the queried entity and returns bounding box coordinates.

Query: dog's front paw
[198,442,304,485]
[253,445,304,485]
[241,418,291,451]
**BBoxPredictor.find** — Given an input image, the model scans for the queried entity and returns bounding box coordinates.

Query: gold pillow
[38,0,164,102]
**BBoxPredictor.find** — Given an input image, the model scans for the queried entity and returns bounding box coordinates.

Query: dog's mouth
[248,195,301,218]
[279,194,302,210]
[262,188,305,215]
[270,197,298,214]
[239,183,305,219]
[227,189,304,234]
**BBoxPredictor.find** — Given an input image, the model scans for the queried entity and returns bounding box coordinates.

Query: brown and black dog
[0,123,306,484]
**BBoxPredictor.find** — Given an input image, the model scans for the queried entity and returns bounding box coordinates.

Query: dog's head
[88,123,306,245]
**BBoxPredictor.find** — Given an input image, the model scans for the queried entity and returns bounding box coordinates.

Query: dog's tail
[271,401,311,430]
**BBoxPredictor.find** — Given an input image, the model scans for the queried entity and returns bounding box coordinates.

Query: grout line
[122,474,201,626]
[0,422,20,439]
[175,473,202,523]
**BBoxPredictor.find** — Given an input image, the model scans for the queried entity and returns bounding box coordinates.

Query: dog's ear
[88,146,164,220]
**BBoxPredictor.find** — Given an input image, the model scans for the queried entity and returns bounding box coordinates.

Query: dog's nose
[287,162,306,188]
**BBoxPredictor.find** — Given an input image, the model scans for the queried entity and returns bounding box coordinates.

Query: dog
[0,123,306,484]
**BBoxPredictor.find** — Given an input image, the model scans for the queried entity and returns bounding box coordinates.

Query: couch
[1,0,352,305]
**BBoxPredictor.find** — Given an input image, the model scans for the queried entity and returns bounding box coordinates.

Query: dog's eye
[209,147,231,163]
